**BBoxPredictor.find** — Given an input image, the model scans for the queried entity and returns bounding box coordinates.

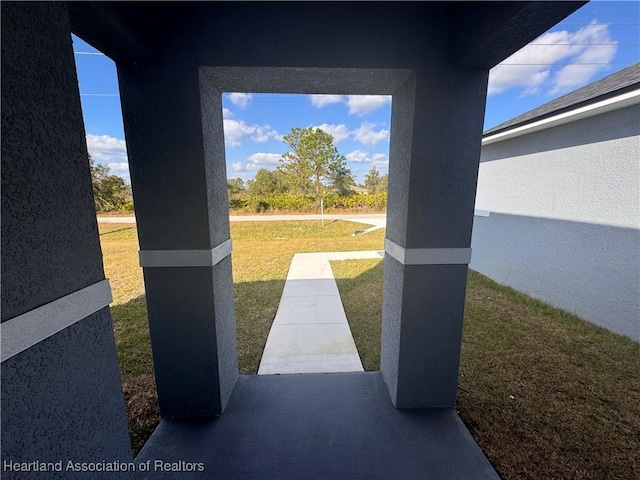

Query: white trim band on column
[139,239,232,268]
[474,210,491,218]
[384,239,472,265]
[1,279,113,363]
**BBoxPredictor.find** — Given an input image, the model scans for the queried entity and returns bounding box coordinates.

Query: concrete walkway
[98,213,387,373]
[258,250,383,375]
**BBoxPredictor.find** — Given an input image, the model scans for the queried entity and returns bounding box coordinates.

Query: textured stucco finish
[200,80,233,247]
[385,75,415,247]
[2,0,588,473]
[119,57,239,416]
[454,2,587,69]
[387,62,487,248]
[383,259,469,408]
[200,67,413,95]
[1,2,104,321]
[380,255,404,403]
[118,62,222,251]
[1,2,131,470]
[96,1,579,416]
[143,262,238,416]
[66,2,583,73]
[177,3,450,69]
[472,104,640,340]
[1,309,132,478]
[97,2,580,72]
[383,67,488,407]
[396,265,469,407]
[118,9,489,413]
[403,68,489,249]
[211,256,239,411]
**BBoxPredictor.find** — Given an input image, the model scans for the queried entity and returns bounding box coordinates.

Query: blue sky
[73,1,639,185]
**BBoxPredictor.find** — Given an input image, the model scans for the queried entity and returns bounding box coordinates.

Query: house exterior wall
[471,104,640,341]
[1,2,132,474]
[116,0,488,412]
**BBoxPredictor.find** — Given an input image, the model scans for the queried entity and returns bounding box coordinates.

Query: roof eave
[482,88,640,146]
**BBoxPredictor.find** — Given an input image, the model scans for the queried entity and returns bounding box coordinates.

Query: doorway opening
[70,33,155,456]
[207,66,409,377]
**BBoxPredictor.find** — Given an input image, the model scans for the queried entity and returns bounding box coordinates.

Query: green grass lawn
[100,222,639,479]
[99,220,384,454]
[331,259,640,480]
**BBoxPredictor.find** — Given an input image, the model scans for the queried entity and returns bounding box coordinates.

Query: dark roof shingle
[484,62,640,136]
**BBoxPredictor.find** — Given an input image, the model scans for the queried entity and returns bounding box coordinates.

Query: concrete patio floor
[135,372,499,480]
[135,250,499,479]
[134,250,500,479]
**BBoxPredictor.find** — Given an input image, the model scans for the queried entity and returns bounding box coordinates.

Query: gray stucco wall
[142,263,238,416]
[1,2,132,473]
[118,55,239,416]
[1,1,104,321]
[382,65,489,408]
[117,2,492,410]
[212,256,240,411]
[472,104,640,341]
[1,309,132,479]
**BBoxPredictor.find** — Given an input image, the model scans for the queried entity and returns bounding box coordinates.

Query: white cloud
[346,152,389,183]
[86,134,130,183]
[488,21,617,95]
[310,94,392,115]
[371,155,389,174]
[353,123,390,147]
[247,152,282,166]
[223,118,281,148]
[347,95,391,116]
[251,125,281,143]
[345,150,389,169]
[228,92,253,109]
[310,94,344,107]
[106,162,130,177]
[232,161,246,173]
[223,119,256,147]
[228,161,255,181]
[223,108,235,119]
[314,123,351,143]
[346,150,371,163]
[488,65,551,96]
[551,23,617,93]
[86,134,127,162]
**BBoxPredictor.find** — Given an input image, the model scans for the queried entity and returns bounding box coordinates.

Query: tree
[247,168,289,197]
[279,127,351,201]
[364,165,382,193]
[227,177,246,197]
[227,177,248,209]
[89,155,132,212]
[329,163,356,196]
[90,155,110,194]
[378,173,389,193]
[363,167,389,194]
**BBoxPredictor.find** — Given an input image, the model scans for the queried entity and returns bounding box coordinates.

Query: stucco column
[1,2,132,468]
[382,66,489,408]
[118,60,238,417]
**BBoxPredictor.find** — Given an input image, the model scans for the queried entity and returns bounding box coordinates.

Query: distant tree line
[89,155,133,213]
[228,126,388,213]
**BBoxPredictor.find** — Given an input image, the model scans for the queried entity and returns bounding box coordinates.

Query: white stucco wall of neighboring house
[471,103,640,341]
